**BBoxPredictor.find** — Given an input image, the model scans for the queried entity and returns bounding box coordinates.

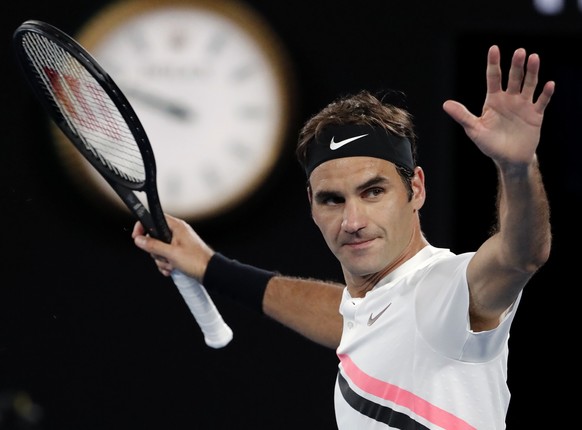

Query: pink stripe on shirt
[338,354,476,430]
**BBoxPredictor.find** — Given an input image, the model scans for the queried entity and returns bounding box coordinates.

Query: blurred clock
[52,0,295,221]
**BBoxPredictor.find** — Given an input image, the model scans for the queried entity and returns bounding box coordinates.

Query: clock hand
[122,86,193,121]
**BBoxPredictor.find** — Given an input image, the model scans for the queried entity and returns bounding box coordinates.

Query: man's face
[309,156,423,280]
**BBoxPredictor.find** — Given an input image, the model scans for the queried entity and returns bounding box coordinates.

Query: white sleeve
[415,252,521,362]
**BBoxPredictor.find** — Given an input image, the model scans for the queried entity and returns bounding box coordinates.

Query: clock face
[55,0,293,221]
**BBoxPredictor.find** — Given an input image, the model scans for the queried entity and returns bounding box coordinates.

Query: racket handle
[170,270,233,349]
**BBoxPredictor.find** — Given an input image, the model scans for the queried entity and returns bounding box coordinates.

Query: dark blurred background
[1,0,579,428]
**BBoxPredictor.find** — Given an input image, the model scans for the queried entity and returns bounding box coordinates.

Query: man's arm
[133,215,344,349]
[467,157,551,331]
[443,45,555,331]
[263,276,343,349]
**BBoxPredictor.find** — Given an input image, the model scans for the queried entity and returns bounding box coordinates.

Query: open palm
[443,45,555,166]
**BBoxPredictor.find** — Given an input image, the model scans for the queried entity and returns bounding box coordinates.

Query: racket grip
[170,270,233,349]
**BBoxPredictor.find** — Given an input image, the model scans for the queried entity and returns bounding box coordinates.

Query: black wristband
[203,253,276,314]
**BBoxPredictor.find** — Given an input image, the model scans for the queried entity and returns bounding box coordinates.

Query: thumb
[442,99,476,129]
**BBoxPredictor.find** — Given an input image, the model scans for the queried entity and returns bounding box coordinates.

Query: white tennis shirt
[334,245,520,429]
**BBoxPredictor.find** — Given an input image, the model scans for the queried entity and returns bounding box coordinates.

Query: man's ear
[412,166,426,211]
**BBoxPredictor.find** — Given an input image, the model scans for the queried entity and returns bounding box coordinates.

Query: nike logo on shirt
[329,133,368,150]
[367,303,392,326]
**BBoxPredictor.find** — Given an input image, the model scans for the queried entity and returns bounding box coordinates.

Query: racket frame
[13,19,171,243]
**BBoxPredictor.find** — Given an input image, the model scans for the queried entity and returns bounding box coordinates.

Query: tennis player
[133,45,554,429]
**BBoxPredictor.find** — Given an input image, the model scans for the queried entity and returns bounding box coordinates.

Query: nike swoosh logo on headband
[329,133,368,150]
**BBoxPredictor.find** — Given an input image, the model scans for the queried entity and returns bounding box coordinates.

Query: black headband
[304,124,414,178]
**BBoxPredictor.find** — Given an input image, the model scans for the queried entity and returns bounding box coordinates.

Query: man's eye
[365,188,384,198]
[318,196,344,205]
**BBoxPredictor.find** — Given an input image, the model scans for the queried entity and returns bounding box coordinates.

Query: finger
[534,81,556,114]
[486,45,502,94]
[506,48,527,94]
[164,214,185,237]
[131,220,145,239]
[164,213,177,229]
[521,53,540,100]
[155,260,174,277]
[154,257,173,271]
[134,234,169,258]
[152,253,169,264]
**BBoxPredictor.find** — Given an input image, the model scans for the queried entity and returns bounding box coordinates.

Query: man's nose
[341,200,367,233]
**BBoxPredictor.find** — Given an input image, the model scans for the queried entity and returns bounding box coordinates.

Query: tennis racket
[13,19,233,349]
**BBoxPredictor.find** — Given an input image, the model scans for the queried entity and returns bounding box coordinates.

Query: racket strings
[21,32,146,183]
